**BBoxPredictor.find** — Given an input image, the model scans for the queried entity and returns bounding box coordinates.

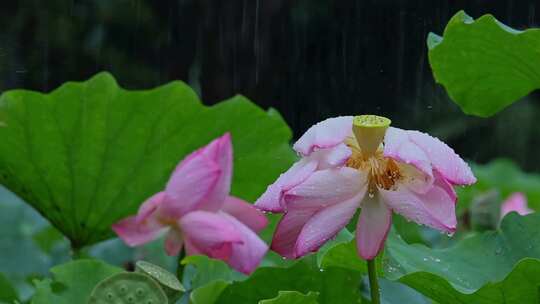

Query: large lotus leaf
[321,212,540,304]
[182,252,299,303]
[428,11,540,117]
[214,262,361,304]
[31,259,123,304]
[185,257,361,304]
[0,72,295,248]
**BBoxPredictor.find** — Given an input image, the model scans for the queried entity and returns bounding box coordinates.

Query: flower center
[345,144,401,192]
[346,115,400,193]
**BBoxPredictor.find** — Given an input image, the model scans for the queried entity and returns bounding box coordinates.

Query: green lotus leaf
[428,11,540,117]
[321,212,540,304]
[0,72,295,248]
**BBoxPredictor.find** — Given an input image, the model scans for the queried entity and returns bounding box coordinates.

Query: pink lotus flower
[256,115,476,260]
[112,133,268,274]
[500,192,533,218]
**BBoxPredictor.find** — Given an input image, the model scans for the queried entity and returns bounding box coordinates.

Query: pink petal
[164,228,184,256]
[196,133,234,211]
[271,208,319,259]
[285,167,367,210]
[396,162,434,194]
[356,193,392,260]
[222,196,268,232]
[112,216,166,247]
[163,145,221,217]
[220,213,269,274]
[135,192,166,222]
[433,170,457,203]
[501,192,533,218]
[293,116,353,156]
[255,158,318,212]
[379,177,457,233]
[295,192,364,257]
[270,167,366,259]
[383,128,434,185]
[254,144,352,213]
[112,192,167,247]
[184,238,202,256]
[179,211,243,257]
[310,143,352,169]
[384,127,476,186]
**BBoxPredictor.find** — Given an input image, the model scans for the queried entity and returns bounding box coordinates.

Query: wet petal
[380,178,457,233]
[293,116,353,156]
[295,193,363,257]
[179,211,243,255]
[112,192,167,247]
[220,213,268,274]
[395,162,428,192]
[383,127,433,183]
[501,192,533,218]
[356,193,392,260]
[222,196,268,232]
[255,143,352,213]
[255,158,318,212]
[285,167,367,210]
[271,208,319,259]
[384,127,476,185]
[310,143,352,169]
[433,170,457,202]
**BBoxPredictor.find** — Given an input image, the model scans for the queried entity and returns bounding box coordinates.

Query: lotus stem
[367,259,380,304]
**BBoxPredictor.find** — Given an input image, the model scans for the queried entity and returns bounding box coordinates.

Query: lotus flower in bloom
[500,192,533,218]
[113,133,268,274]
[256,115,476,260]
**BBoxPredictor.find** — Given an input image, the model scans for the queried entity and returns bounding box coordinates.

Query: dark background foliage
[1,0,539,170]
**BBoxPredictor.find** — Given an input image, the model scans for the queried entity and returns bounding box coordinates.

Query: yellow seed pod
[352,115,391,155]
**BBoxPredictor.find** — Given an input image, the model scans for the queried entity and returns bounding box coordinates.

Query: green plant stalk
[71,247,83,260]
[176,248,186,281]
[367,259,380,304]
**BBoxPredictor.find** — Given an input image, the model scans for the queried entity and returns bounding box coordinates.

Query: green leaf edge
[393,257,540,303]
[426,10,540,117]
